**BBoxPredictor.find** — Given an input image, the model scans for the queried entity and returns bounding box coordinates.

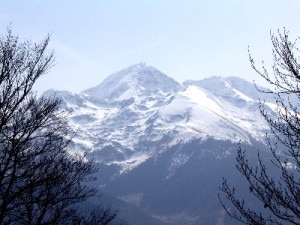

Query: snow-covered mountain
[51,63,272,173]
[49,64,276,225]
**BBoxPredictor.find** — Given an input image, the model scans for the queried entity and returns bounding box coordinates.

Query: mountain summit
[83,63,182,101]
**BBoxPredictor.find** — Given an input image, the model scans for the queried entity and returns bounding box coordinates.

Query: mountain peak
[83,64,182,101]
[125,62,147,70]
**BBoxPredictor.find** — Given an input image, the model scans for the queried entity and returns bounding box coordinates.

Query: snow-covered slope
[51,64,273,174]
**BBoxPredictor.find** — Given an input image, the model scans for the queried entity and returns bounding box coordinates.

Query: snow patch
[109,153,152,174]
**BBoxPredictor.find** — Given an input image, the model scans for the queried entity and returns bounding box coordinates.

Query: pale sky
[0,0,300,93]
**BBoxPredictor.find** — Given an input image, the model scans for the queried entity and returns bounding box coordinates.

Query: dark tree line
[0,29,117,224]
[219,29,300,224]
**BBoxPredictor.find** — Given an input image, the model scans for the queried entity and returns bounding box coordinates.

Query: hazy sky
[0,0,300,93]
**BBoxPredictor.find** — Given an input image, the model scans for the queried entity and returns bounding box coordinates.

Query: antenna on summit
[140,57,146,66]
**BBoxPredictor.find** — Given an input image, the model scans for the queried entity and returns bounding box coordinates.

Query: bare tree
[0,28,117,225]
[219,28,300,225]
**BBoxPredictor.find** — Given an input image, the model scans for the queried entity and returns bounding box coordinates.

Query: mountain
[49,64,276,225]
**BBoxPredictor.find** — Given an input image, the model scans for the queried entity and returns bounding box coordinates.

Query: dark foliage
[0,28,117,225]
[219,28,300,225]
